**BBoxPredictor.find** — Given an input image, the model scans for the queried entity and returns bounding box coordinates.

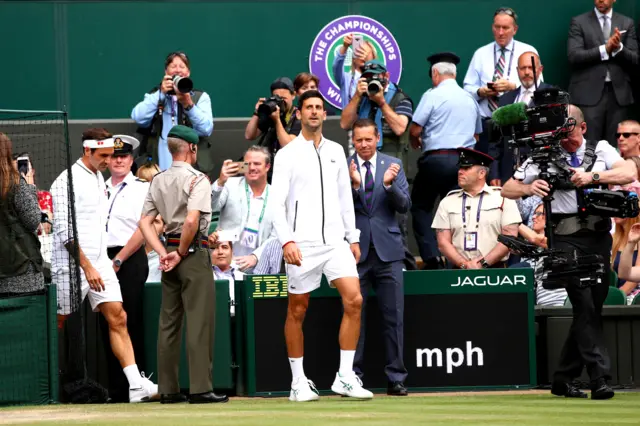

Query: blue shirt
[131,90,214,170]
[412,79,482,152]
[332,51,361,109]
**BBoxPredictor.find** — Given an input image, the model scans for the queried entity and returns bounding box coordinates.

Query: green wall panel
[1,1,638,118]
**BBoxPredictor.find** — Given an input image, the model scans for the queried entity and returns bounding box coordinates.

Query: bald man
[616,120,640,158]
[489,52,556,186]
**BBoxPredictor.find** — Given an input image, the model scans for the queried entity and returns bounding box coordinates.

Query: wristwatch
[592,172,601,183]
[177,250,189,259]
[480,259,491,269]
[185,103,194,112]
[113,259,122,268]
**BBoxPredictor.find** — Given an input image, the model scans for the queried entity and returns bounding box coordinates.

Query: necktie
[363,161,374,210]
[569,152,581,167]
[488,47,506,111]
[602,16,612,81]
[521,89,532,106]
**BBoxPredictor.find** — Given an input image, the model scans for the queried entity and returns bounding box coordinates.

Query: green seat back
[604,286,627,306]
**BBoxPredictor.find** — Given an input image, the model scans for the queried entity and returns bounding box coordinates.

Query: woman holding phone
[0,133,45,296]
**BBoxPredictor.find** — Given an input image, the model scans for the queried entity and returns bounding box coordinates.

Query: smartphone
[487,82,495,90]
[352,34,364,53]
[231,161,249,175]
[16,156,30,175]
[217,230,238,243]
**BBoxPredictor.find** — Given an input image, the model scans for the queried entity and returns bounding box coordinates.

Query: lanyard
[493,41,515,79]
[462,192,484,230]
[245,182,268,225]
[170,95,178,125]
[106,182,127,232]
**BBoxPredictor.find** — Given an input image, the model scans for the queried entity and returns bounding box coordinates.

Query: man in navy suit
[348,118,410,396]
[489,52,554,186]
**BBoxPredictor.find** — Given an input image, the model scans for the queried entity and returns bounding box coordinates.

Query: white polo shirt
[105,172,150,248]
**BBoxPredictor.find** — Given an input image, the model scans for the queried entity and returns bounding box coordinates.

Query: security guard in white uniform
[101,134,152,403]
[432,148,521,269]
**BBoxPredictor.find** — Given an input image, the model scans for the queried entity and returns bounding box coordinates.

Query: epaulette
[445,189,462,197]
[135,178,148,183]
[489,185,503,191]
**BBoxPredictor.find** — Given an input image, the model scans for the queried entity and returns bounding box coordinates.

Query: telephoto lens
[367,79,383,96]
[173,75,194,94]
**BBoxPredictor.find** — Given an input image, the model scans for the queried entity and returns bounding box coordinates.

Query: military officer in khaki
[432,148,521,269]
[138,125,228,404]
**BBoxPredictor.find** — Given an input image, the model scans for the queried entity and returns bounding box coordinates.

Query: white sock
[339,350,355,376]
[123,364,142,388]
[289,357,305,381]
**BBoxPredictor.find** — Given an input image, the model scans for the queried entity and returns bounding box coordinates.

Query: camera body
[257,94,287,122]
[365,76,388,96]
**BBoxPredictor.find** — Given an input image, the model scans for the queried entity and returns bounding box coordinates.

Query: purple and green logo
[309,15,403,110]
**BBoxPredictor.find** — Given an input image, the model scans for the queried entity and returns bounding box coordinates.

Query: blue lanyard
[493,41,515,79]
[170,95,178,125]
[462,193,484,230]
[106,182,127,232]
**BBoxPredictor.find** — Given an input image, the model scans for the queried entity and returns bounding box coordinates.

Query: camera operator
[501,104,636,400]
[131,51,213,171]
[245,77,300,182]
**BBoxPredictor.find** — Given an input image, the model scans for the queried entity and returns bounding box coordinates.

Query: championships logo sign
[309,15,402,110]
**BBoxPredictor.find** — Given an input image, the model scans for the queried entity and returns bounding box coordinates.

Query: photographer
[501,105,636,400]
[131,51,213,171]
[244,77,301,180]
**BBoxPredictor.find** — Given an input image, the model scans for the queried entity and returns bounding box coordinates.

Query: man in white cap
[51,128,158,403]
[99,134,154,402]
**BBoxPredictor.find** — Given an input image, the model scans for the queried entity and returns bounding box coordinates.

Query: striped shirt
[533,258,568,306]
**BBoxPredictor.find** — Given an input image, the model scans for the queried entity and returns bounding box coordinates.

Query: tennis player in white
[271,90,373,401]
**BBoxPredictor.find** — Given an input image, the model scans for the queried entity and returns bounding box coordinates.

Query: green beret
[167,125,199,145]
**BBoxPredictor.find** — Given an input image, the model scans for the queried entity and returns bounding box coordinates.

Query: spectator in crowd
[410,52,482,270]
[432,148,521,269]
[293,72,319,98]
[340,59,415,270]
[616,120,640,158]
[211,240,243,317]
[131,51,213,171]
[101,135,151,403]
[139,125,227,404]
[0,133,45,297]
[347,118,410,396]
[611,214,640,301]
[502,104,636,400]
[135,163,164,283]
[617,221,640,303]
[567,0,639,148]
[212,146,280,274]
[50,128,157,403]
[12,152,52,235]
[245,77,301,180]
[333,34,377,110]
[464,7,539,154]
[489,52,555,186]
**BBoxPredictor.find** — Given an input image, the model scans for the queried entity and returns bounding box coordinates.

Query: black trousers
[581,83,628,149]
[553,229,612,385]
[99,246,149,402]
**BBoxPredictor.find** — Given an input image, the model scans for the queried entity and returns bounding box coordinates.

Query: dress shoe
[591,379,614,400]
[160,393,188,404]
[189,391,229,404]
[387,382,408,396]
[551,381,587,398]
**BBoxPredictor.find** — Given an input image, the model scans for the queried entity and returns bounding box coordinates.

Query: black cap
[270,77,294,93]
[457,148,494,168]
[112,135,140,156]
[427,52,461,66]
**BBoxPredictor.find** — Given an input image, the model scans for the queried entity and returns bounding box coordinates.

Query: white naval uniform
[271,134,360,294]
[105,172,150,248]
[51,159,123,315]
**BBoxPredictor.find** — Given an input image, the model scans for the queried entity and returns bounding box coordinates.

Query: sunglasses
[616,132,639,139]
[494,7,518,22]
[533,211,545,218]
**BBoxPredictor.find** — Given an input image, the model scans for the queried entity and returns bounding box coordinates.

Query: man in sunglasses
[616,120,640,158]
[567,0,638,149]
[502,105,637,400]
[132,52,214,171]
[340,59,416,270]
[463,7,540,154]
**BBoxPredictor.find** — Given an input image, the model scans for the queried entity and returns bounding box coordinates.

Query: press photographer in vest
[501,105,637,400]
[244,77,301,181]
[101,135,152,403]
[131,51,213,171]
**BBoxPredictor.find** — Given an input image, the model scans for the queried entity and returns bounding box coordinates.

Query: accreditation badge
[239,227,259,250]
[464,232,478,251]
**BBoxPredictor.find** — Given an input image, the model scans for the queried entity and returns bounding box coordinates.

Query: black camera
[366,76,387,96]
[257,95,287,121]
[583,189,640,218]
[169,75,193,95]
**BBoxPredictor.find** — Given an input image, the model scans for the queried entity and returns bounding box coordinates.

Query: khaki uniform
[142,161,214,394]
[431,185,521,262]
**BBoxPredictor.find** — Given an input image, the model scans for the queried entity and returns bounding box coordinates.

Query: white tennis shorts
[285,242,358,294]
[55,256,123,315]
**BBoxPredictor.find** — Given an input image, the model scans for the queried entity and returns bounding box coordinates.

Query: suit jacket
[567,10,639,106]
[490,83,555,183]
[211,176,276,261]
[349,152,411,264]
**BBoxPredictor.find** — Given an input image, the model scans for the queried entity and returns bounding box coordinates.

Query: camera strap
[575,139,599,220]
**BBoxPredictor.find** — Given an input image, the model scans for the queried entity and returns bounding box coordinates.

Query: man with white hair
[409,52,483,270]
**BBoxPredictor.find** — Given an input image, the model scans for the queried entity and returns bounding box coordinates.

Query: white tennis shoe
[289,377,320,402]
[331,372,374,399]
